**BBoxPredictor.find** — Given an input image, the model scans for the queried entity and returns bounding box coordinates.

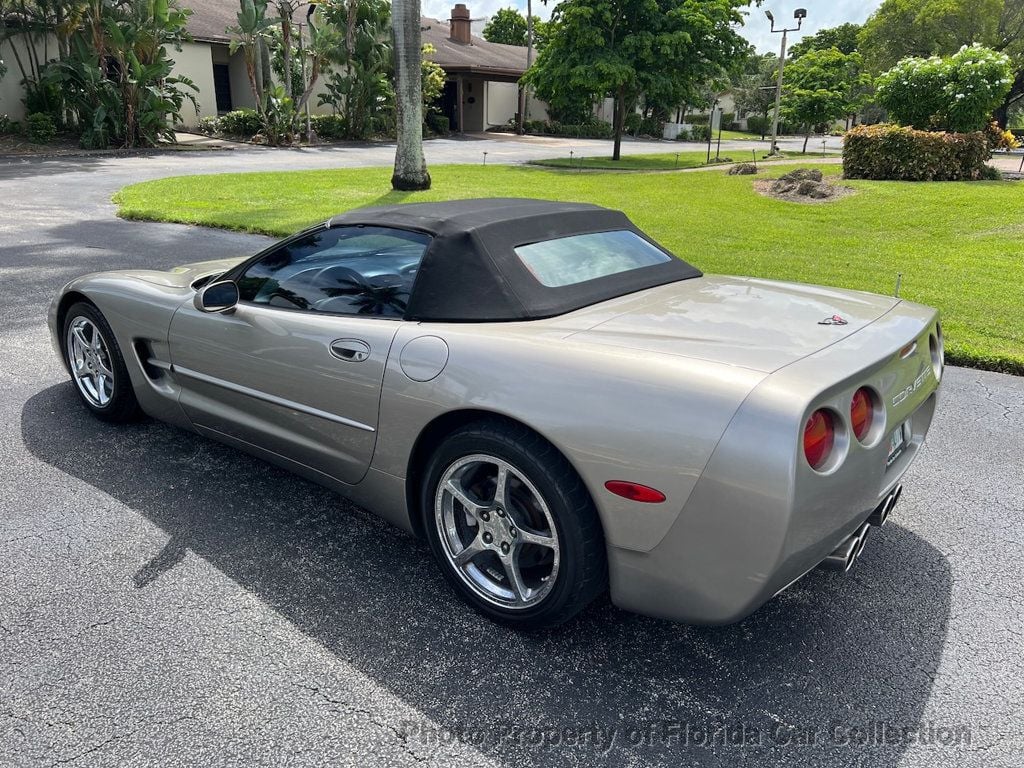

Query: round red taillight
[804,409,835,470]
[850,387,874,442]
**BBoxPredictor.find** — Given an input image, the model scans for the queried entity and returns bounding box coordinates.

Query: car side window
[236,226,430,318]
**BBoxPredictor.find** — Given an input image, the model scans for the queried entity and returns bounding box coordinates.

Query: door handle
[330,339,371,362]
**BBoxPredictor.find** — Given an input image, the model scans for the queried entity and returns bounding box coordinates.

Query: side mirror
[194,280,239,314]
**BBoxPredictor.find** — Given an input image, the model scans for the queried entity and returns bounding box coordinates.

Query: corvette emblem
[819,314,849,326]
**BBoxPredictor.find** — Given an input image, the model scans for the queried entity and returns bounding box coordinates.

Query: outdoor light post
[766,7,806,156]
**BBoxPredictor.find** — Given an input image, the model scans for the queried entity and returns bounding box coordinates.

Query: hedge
[843,123,990,181]
[523,119,614,139]
[218,109,261,138]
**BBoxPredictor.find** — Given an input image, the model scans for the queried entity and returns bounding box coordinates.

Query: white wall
[227,50,256,111]
[485,81,517,128]
[172,41,218,122]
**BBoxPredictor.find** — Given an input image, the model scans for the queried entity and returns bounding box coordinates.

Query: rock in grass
[729,163,758,175]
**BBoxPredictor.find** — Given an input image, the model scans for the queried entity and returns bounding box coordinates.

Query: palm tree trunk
[279,3,293,99]
[612,86,625,161]
[391,0,430,190]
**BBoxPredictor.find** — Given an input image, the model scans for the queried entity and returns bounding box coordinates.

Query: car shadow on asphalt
[22,384,954,768]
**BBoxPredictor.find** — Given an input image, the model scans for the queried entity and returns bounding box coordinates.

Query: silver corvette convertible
[49,199,942,629]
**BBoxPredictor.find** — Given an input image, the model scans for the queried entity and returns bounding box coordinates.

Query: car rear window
[513,230,673,288]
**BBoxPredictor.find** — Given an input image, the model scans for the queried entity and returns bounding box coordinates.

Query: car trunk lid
[567,276,900,373]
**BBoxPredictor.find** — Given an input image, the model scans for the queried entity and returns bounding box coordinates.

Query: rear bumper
[608,302,941,624]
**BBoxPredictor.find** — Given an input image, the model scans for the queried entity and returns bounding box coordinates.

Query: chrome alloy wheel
[66,316,115,408]
[434,454,560,610]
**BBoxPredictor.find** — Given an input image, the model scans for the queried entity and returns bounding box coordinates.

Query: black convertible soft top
[328,198,702,322]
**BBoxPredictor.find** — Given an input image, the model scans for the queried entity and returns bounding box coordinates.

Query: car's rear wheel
[63,302,140,423]
[422,420,607,629]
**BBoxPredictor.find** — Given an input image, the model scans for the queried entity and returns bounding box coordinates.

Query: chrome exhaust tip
[868,484,902,527]
[819,523,872,573]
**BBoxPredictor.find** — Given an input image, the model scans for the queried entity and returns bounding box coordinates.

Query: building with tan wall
[1,1,539,133]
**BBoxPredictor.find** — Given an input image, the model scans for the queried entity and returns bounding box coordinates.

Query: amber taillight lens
[850,388,874,442]
[804,409,835,470]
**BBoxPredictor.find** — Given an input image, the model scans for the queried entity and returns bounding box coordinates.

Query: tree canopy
[482,7,528,45]
[732,53,778,123]
[860,0,1024,122]
[782,48,870,151]
[860,0,1004,70]
[482,7,551,50]
[789,23,862,59]
[522,0,755,160]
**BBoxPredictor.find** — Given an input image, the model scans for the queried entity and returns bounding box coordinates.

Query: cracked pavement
[0,139,1022,767]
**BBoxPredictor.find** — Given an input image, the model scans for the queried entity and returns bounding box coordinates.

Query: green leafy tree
[227,0,276,112]
[421,43,445,109]
[523,0,754,160]
[875,44,1014,132]
[860,0,1024,125]
[789,22,862,59]
[860,0,1003,70]
[732,53,778,135]
[482,7,527,45]
[782,48,870,152]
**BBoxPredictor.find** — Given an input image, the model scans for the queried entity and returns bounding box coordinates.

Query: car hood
[567,276,900,373]
[117,257,247,288]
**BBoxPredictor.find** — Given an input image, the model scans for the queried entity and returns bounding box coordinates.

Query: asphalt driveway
[0,140,1021,767]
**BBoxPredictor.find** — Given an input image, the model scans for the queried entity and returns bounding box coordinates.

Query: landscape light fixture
[765,7,808,155]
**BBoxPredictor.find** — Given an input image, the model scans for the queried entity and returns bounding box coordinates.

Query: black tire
[62,302,141,423]
[422,419,607,630]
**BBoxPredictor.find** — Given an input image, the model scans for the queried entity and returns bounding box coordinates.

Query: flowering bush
[875,45,1013,133]
[843,124,990,181]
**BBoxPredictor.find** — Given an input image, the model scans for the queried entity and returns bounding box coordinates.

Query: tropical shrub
[253,86,296,144]
[843,123,990,181]
[427,113,450,135]
[639,116,663,137]
[690,124,712,142]
[746,114,770,137]
[317,0,394,140]
[196,116,221,136]
[876,45,1014,133]
[986,120,1020,150]
[219,109,262,137]
[310,113,346,139]
[43,0,198,149]
[26,112,57,144]
[0,115,21,135]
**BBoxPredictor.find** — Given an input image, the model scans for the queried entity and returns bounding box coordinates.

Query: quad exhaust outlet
[818,485,902,573]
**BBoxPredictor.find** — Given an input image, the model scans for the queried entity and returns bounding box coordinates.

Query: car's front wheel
[422,420,607,629]
[62,302,140,423]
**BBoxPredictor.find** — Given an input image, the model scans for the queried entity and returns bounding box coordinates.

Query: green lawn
[714,129,769,142]
[114,163,1024,374]
[530,150,835,171]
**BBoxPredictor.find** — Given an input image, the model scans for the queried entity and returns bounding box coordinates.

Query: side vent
[133,340,171,381]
